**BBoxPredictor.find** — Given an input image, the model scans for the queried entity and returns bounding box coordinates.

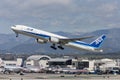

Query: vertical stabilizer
[20,58,25,67]
[90,34,106,48]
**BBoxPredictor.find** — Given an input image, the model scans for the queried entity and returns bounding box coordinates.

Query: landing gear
[15,32,18,37]
[50,44,57,50]
[50,44,64,50]
[58,45,64,50]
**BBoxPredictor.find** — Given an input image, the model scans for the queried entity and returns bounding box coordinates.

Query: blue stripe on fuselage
[22,30,95,48]
[23,31,50,39]
[71,41,95,48]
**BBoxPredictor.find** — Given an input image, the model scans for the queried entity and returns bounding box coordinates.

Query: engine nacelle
[36,39,47,44]
[49,37,59,43]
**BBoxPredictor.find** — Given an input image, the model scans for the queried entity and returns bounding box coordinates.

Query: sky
[0,0,120,34]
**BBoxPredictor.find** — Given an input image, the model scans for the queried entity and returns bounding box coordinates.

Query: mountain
[0,28,120,54]
[0,34,29,50]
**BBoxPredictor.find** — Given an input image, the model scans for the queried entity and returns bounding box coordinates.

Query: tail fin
[20,58,25,67]
[90,34,106,48]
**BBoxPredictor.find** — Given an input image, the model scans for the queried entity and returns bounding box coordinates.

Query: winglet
[90,34,106,48]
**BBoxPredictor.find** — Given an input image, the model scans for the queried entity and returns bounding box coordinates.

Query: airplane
[11,25,106,52]
[0,59,25,74]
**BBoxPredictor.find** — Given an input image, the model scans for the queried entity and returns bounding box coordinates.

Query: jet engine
[49,37,59,43]
[36,39,47,44]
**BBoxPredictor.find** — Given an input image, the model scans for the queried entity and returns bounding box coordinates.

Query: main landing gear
[58,45,64,50]
[50,44,64,50]
[50,44,57,50]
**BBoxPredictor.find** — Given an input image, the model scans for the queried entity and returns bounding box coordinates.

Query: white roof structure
[95,58,114,63]
[27,55,51,61]
[101,58,113,62]
[48,58,71,62]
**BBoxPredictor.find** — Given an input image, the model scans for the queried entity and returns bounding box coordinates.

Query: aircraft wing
[59,36,94,44]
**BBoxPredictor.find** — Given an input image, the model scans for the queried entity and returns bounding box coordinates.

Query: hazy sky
[0,0,120,33]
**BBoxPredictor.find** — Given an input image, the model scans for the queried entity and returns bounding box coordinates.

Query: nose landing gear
[15,32,19,37]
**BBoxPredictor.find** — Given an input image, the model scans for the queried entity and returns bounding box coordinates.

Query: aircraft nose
[11,25,16,30]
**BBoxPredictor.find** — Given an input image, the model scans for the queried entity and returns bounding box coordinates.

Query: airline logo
[90,35,106,48]
[94,36,103,45]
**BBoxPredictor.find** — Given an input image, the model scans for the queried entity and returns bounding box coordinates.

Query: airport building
[94,58,117,72]
[76,59,95,71]
[116,59,120,67]
[26,55,51,69]
[47,57,120,72]
[1,58,23,66]
[0,54,120,73]
[48,58,76,69]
